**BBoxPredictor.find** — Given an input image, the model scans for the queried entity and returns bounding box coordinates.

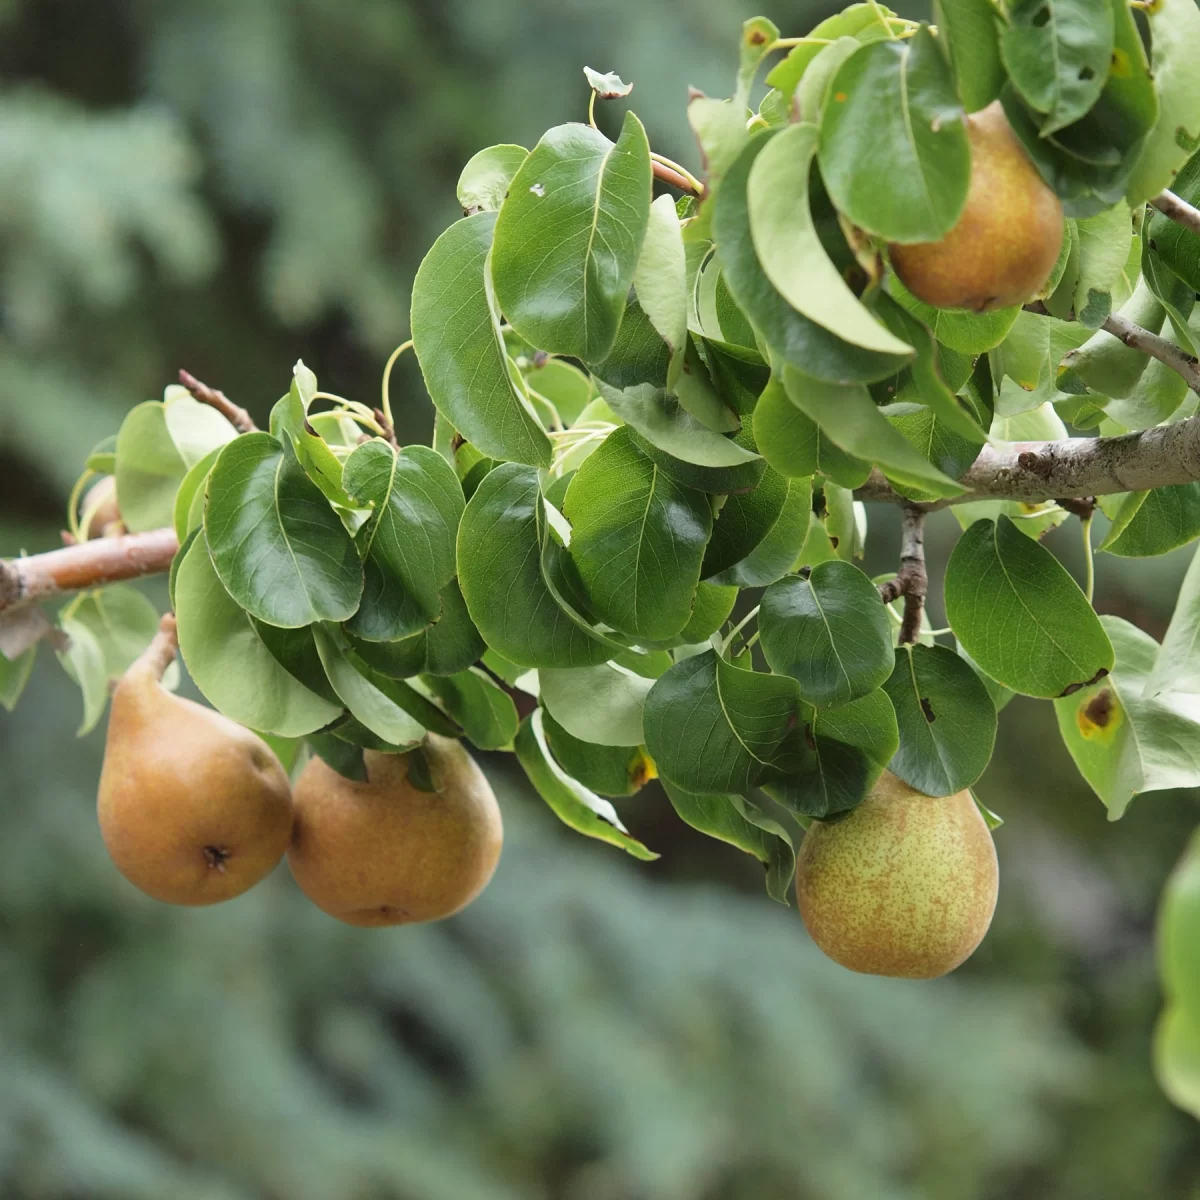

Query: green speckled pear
[795,771,999,979]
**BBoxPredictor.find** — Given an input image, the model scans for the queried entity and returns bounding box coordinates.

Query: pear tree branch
[1101,313,1200,394]
[877,506,926,643]
[1150,188,1200,241]
[178,369,257,433]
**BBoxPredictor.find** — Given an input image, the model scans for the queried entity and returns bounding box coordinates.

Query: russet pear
[889,101,1063,312]
[288,734,503,927]
[98,614,293,905]
[796,771,998,979]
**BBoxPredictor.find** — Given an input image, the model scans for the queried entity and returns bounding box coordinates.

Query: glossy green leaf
[492,114,652,361]
[760,561,894,707]
[890,275,1020,354]
[1000,0,1112,134]
[820,28,970,243]
[765,4,899,94]
[935,0,1004,112]
[457,143,528,213]
[312,624,425,748]
[882,643,998,795]
[746,122,912,356]
[349,579,484,679]
[1101,485,1200,558]
[812,686,900,789]
[701,466,786,579]
[715,131,911,384]
[539,659,656,747]
[643,650,803,794]
[172,446,220,541]
[1125,0,1200,204]
[515,710,657,859]
[633,193,688,355]
[341,441,464,641]
[205,432,362,628]
[458,463,608,668]
[662,781,796,903]
[562,426,711,641]
[251,621,341,705]
[753,375,872,486]
[542,710,653,796]
[411,211,550,467]
[1054,615,1200,818]
[175,535,342,737]
[782,366,962,497]
[945,515,1114,696]
[706,475,813,588]
[422,668,519,751]
[114,401,187,533]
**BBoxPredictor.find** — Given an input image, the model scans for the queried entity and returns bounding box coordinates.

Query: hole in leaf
[1079,65,1095,81]
[1032,6,1051,25]
[920,697,936,723]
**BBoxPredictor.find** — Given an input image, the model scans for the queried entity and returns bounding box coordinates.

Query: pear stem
[135,613,180,683]
[177,370,256,434]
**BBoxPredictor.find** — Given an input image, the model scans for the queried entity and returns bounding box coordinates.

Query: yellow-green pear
[288,734,503,927]
[98,614,293,905]
[795,771,999,979]
[889,101,1064,312]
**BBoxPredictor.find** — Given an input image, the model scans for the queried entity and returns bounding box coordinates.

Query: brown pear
[889,101,1064,312]
[288,735,503,927]
[795,771,999,979]
[98,614,293,905]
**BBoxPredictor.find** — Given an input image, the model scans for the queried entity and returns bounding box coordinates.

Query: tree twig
[1101,313,1200,394]
[372,407,400,449]
[877,507,926,644]
[178,369,257,433]
[1150,189,1200,241]
[652,159,703,197]
[856,410,1200,509]
[0,528,180,616]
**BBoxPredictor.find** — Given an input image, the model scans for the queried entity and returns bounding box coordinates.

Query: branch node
[896,506,927,647]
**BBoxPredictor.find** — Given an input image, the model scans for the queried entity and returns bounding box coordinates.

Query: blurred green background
[3,1,1200,1196]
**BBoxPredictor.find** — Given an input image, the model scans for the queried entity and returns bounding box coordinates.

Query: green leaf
[812,686,900,787]
[1072,203,1133,328]
[882,643,998,795]
[172,445,220,541]
[760,561,894,707]
[539,659,655,747]
[1155,1006,1200,1121]
[706,475,813,588]
[662,781,796,903]
[701,466,787,579]
[945,515,1114,696]
[205,432,363,628]
[57,617,108,736]
[456,143,528,213]
[1054,615,1200,818]
[766,4,899,94]
[61,585,163,687]
[251,621,341,705]
[1061,276,1165,397]
[935,0,1004,112]
[457,463,609,668]
[492,114,652,361]
[348,579,484,679]
[643,650,803,794]
[114,401,187,532]
[781,366,962,498]
[341,441,464,641]
[1144,149,1200,292]
[1159,830,1200,1014]
[174,535,342,736]
[1000,0,1113,134]
[1125,0,1200,205]
[820,28,970,243]
[521,358,596,428]
[633,193,688,355]
[746,122,913,356]
[890,274,1020,353]
[312,624,425,748]
[85,434,118,474]
[583,67,633,98]
[0,645,35,712]
[543,710,655,796]
[752,375,872,486]
[515,710,658,859]
[563,425,711,640]
[715,131,912,384]
[1101,484,1200,558]
[162,387,237,468]
[411,211,550,467]
[422,667,519,751]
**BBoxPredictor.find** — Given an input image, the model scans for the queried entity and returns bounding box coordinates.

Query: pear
[889,101,1064,312]
[288,735,503,927]
[98,614,293,905]
[795,771,998,979]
